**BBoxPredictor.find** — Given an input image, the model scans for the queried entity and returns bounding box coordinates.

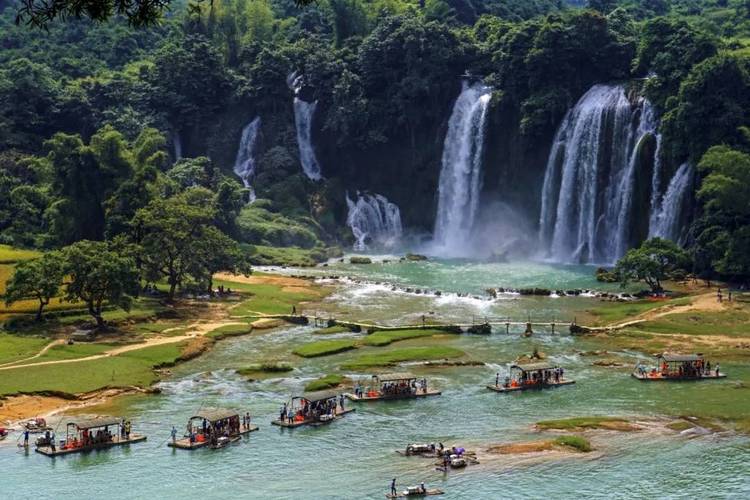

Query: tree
[4,253,64,321]
[134,190,236,300]
[61,240,140,328]
[614,238,690,292]
[14,0,314,29]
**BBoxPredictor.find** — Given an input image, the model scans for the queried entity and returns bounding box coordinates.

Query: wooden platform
[271,408,355,428]
[36,434,147,457]
[631,372,726,381]
[346,390,441,402]
[167,426,259,450]
[486,380,575,392]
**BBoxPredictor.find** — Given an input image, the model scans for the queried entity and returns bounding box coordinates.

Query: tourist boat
[23,417,50,433]
[271,390,355,428]
[386,486,444,498]
[168,409,258,450]
[35,417,146,457]
[632,353,726,381]
[486,363,575,392]
[347,373,441,401]
[397,443,476,460]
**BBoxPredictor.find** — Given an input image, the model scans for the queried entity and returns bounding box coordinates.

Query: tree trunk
[89,302,105,329]
[35,301,45,322]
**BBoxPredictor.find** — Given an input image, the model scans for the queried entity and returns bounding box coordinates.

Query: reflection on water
[1,263,748,499]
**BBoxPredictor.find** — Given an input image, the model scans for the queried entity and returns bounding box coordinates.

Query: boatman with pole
[390,478,397,496]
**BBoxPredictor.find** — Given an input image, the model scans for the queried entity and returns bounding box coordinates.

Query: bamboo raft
[631,372,725,381]
[386,489,444,498]
[36,435,147,457]
[486,379,575,392]
[271,408,355,428]
[168,426,258,450]
[347,389,441,402]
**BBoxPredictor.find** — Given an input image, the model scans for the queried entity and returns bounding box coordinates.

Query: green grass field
[221,281,326,316]
[293,339,357,357]
[583,297,691,326]
[206,323,254,339]
[341,346,465,370]
[362,329,452,347]
[0,333,50,364]
[638,306,750,336]
[0,343,183,396]
[12,342,122,365]
[0,245,42,264]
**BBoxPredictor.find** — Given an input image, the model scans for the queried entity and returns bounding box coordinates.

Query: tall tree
[615,238,691,292]
[61,240,140,327]
[4,253,64,321]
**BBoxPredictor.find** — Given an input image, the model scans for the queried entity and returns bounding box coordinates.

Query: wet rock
[405,253,428,261]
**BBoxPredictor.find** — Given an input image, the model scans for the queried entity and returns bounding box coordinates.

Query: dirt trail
[0,315,247,372]
[0,339,65,368]
[607,292,726,329]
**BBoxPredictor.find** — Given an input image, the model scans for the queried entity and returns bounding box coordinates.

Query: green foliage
[236,203,322,248]
[362,329,451,346]
[4,253,64,320]
[553,435,593,452]
[614,238,690,291]
[536,416,630,430]
[693,145,750,280]
[61,240,140,326]
[293,339,357,357]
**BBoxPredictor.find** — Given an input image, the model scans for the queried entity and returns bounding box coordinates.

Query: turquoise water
[1,263,748,499]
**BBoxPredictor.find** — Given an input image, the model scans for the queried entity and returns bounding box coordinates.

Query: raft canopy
[511,363,556,372]
[374,372,416,382]
[300,390,340,403]
[68,417,122,430]
[658,353,703,363]
[190,409,238,423]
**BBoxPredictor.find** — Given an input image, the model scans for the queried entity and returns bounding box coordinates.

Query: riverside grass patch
[221,280,326,316]
[362,329,454,347]
[304,374,345,391]
[536,416,635,431]
[206,323,254,339]
[553,435,592,452]
[0,333,50,365]
[293,339,357,357]
[341,346,465,370]
[0,245,42,264]
[0,343,184,396]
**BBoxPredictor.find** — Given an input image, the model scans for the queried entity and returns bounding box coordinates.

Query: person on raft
[390,478,397,496]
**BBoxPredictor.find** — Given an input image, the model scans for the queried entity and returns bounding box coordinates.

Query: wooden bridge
[261,312,590,335]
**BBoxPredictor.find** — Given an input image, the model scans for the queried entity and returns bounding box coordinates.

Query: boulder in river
[405,253,428,261]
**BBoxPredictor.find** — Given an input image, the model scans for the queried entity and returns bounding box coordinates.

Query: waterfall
[346,193,403,251]
[432,81,492,255]
[538,84,660,264]
[233,117,261,202]
[288,71,322,180]
[649,163,693,242]
[173,131,183,161]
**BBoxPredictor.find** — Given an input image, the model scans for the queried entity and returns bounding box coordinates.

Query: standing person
[292,305,297,315]
[50,432,56,452]
[715,363,720,377]
[420,482,426,493]
[23,429,29,447]
[495,373,499,387]
[171,426,177,445]
[339,394,345,412]
[390,478,397,496]
[246,412,251,428]
[124,420,131,439]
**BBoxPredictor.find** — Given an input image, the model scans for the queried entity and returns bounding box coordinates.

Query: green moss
[362,329,450,346]
[313,325,350,335]
[666,421,694,431]
[305,374,344,391]
[342,346,465,370]
[536,417,632,431]
[244,244,327,267]
[0,343,183,396]
[553,435,592,452]
[236,204,321,249]
[206,323,253,339]
[237,362,293,377]
[293,339,357,357]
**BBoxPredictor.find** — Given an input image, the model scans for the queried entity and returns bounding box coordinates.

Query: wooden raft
[271,408,355,428]
[386,489,444,498]
[168,426,259,450]
[486,379,575,392]
[346,389,441,402]
[36,434,147,457]
[631,372,726,381]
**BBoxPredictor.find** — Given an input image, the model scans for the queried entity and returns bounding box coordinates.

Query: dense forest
[1,0,749,287]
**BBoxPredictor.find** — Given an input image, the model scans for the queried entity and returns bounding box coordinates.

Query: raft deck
[271,408,355,428]
[386,489,444,498]
[168,426,259,450]
[347,389,441,402]
[36,434,147,457]
[486,379,575,392]
[631,372,726,381]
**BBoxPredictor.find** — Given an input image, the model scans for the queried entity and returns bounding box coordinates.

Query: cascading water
[432,81,492,255]
[649,163,693,242]
[288,72,322,180]
[539,84,660,264]
[346,192,402,251]
[173,131,183,161]
[233,117,261,202]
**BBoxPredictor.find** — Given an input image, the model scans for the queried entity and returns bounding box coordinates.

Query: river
[1,259,748,499]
